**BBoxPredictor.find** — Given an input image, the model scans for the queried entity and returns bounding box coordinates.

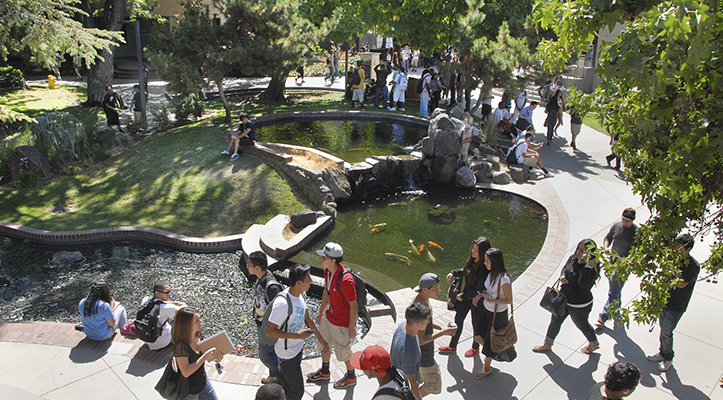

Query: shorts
[394,88,406,103]
[419,363,442,394]
[352,88,365,102]
[522,156,538,167]
[319,317,353,361]
[571,123,582,136]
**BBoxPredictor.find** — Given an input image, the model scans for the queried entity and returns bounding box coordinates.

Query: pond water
[0,239,324,358]
[290,186,548,297]
[256,119,427,164]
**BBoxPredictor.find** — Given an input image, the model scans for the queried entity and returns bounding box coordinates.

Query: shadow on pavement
[542,350,600,400]
[68,337,113,363]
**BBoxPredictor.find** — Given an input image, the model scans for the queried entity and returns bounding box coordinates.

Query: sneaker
[544,172,555,178]
[220,150,229,155]
[464,348,479,357]
[646,352,664,362]
[389,107,396,111]
[333,375,357,389]
[74,323,84,332]
[306,369,330,382]
[261,376,278,384]
[230,153,240,161]
[594,318,605,329]
[399,108,405,111]
[658,360,673,371]
[438,346,457,354]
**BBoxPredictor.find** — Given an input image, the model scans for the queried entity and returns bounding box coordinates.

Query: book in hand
[198,330,235,355]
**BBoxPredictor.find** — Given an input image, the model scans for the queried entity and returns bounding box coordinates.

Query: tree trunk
[258,72,289,104]
[82,0,126,106]
[216,79,232,122]
[469,82,484,114]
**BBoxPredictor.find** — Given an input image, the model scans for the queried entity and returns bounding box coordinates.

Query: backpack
[259,291,294,349]
[372,371,416,400]
[447,274,463,311]
[134,298,164,343]
[415,71,430,94]
[507,141,522,165]
[351,68,362,85]
[335,267,370,324]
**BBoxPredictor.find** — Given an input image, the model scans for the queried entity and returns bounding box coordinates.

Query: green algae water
[256,119,426,163]
[290,186,548,296]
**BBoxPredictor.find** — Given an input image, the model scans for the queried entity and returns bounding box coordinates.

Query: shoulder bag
[490,274,517,354]
[155,353,190,400]
[539,278,567,317]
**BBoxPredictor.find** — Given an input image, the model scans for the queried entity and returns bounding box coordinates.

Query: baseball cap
[316,242,343,258]
[622,207,636,221]
[350,345,391,377]
[414,272,440,292]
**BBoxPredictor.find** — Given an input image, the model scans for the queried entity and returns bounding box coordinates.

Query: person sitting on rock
[493,101,516,138]
[513,131,553,178]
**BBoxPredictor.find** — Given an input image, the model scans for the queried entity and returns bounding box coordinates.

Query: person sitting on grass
[78,282,127,341]
[220,112,256,161]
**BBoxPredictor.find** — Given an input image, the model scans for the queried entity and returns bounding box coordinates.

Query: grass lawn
[0,86,311,237]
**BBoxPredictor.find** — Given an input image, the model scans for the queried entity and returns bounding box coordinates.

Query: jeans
[257,324,280,378]
[185,376,218,400]
[375,86,388,109]
[279,351,304,400]
[659,307,684,361]
[420,91,429,117]
[448,298,480,349]
[545,113,557,143]
[544,303,598,347]
[599,273,625,322]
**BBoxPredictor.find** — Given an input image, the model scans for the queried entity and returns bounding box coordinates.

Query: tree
[534,0,722,324]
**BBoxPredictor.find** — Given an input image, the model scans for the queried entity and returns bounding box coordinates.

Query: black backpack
[372,371,416,400]
[336,268,369,323]
[507,141,522,165]
[415,71,430,93]
[447,274,463,311]
[134,298,164,343]
[351,68,362,85]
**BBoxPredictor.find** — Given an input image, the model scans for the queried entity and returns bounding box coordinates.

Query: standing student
[389,67,408,111]
[247,251,284,384]
[130,85,143,123]
[308,243,359,389]
[351,60,366,110]
[412,273,456,396]
[390,302,431,400]
[172,307,223,400]
[472,248,513,379]
[440,236,491,356]
[102,86,124,133]
[267,264,328,400]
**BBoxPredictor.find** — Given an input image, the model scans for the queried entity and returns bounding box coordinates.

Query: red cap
[349,345,391,377]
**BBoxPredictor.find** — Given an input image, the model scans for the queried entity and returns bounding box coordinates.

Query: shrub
[0,66,25,90]
[171,94,205,124]
[12,156,42,188]
[31,111,92,166]
[480,114,500,144]
[149,101,172,131]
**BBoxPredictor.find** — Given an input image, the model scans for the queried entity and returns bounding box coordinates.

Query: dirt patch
[282,223,298,240]
[263,144,339,170]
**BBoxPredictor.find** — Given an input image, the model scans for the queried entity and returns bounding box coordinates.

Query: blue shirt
[78,299,114,340]
[390,323,420,377]
[520,106,533,119]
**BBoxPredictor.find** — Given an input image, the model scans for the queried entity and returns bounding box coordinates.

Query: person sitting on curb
[78,282,127,341]
[512,131,554,178]
[220,112,256,161]
[140,282,185,351]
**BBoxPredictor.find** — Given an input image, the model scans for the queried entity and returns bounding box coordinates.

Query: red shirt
[324,265,357,327]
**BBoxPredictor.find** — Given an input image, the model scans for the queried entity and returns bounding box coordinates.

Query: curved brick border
[0,221,243,253]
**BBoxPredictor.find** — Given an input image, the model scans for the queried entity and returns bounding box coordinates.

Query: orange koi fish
[428,241,444,251]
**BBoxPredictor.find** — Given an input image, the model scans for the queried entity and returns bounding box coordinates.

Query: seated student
[140,282,185,350]
[78,282,127,341]
[515,101,538,131]
[512,131,554,178]
[493,102,516,137]
[220,112,256,161]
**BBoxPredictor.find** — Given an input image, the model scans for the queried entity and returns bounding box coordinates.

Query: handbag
[490,274,517,354]
[539,278,568,317]
[447,275,463,311]
[155,355,190,400]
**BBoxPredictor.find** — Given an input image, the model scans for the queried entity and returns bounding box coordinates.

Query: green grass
[583,112,607,135]
[0,120,307,237]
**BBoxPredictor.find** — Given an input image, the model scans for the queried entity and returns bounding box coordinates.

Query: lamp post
[123,20,148,130]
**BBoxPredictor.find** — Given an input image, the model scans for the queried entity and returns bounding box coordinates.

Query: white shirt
[394,73,408,90]
[515,91,528,110]
[140,296,179,350]
[484,274,511,312]
[268,289,307,359]
[515,141,529,165]
[374,380,403,400]
[493,108,509,124]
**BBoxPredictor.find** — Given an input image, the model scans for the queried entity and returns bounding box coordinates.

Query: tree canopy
[534,0,722,323]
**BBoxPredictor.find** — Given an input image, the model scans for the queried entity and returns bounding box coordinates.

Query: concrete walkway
[5,78,723,399]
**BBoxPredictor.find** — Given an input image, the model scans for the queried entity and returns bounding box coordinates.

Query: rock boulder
[290,209,318,231]
[323,167,352,201]
[455,166,476,188]
[8,146,51,182]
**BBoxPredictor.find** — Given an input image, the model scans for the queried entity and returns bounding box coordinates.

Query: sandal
[532,344,551,353]
[475,369,492,380]
[581,345,600,355]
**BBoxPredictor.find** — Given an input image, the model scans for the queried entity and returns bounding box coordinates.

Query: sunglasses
[157,290,171,294]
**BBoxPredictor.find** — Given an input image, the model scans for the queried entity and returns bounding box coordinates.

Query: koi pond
[292,186,548,295]
[256,118,427,164]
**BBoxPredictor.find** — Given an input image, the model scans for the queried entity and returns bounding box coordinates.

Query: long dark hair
[576,238,601,281]
[485,247,507,282]
[83,282,112,317]
[464,236,491,286]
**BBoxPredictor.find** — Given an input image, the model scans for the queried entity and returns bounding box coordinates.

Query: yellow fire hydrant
[48,75,56,89]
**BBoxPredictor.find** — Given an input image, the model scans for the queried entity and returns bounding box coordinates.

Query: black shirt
[237,120,256,141]
[174,340,206,394]
[666,255,700,312]
[604,221,639,257]
[559,255,598,305]
[420,310,435,367]
[374,64,390,88]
